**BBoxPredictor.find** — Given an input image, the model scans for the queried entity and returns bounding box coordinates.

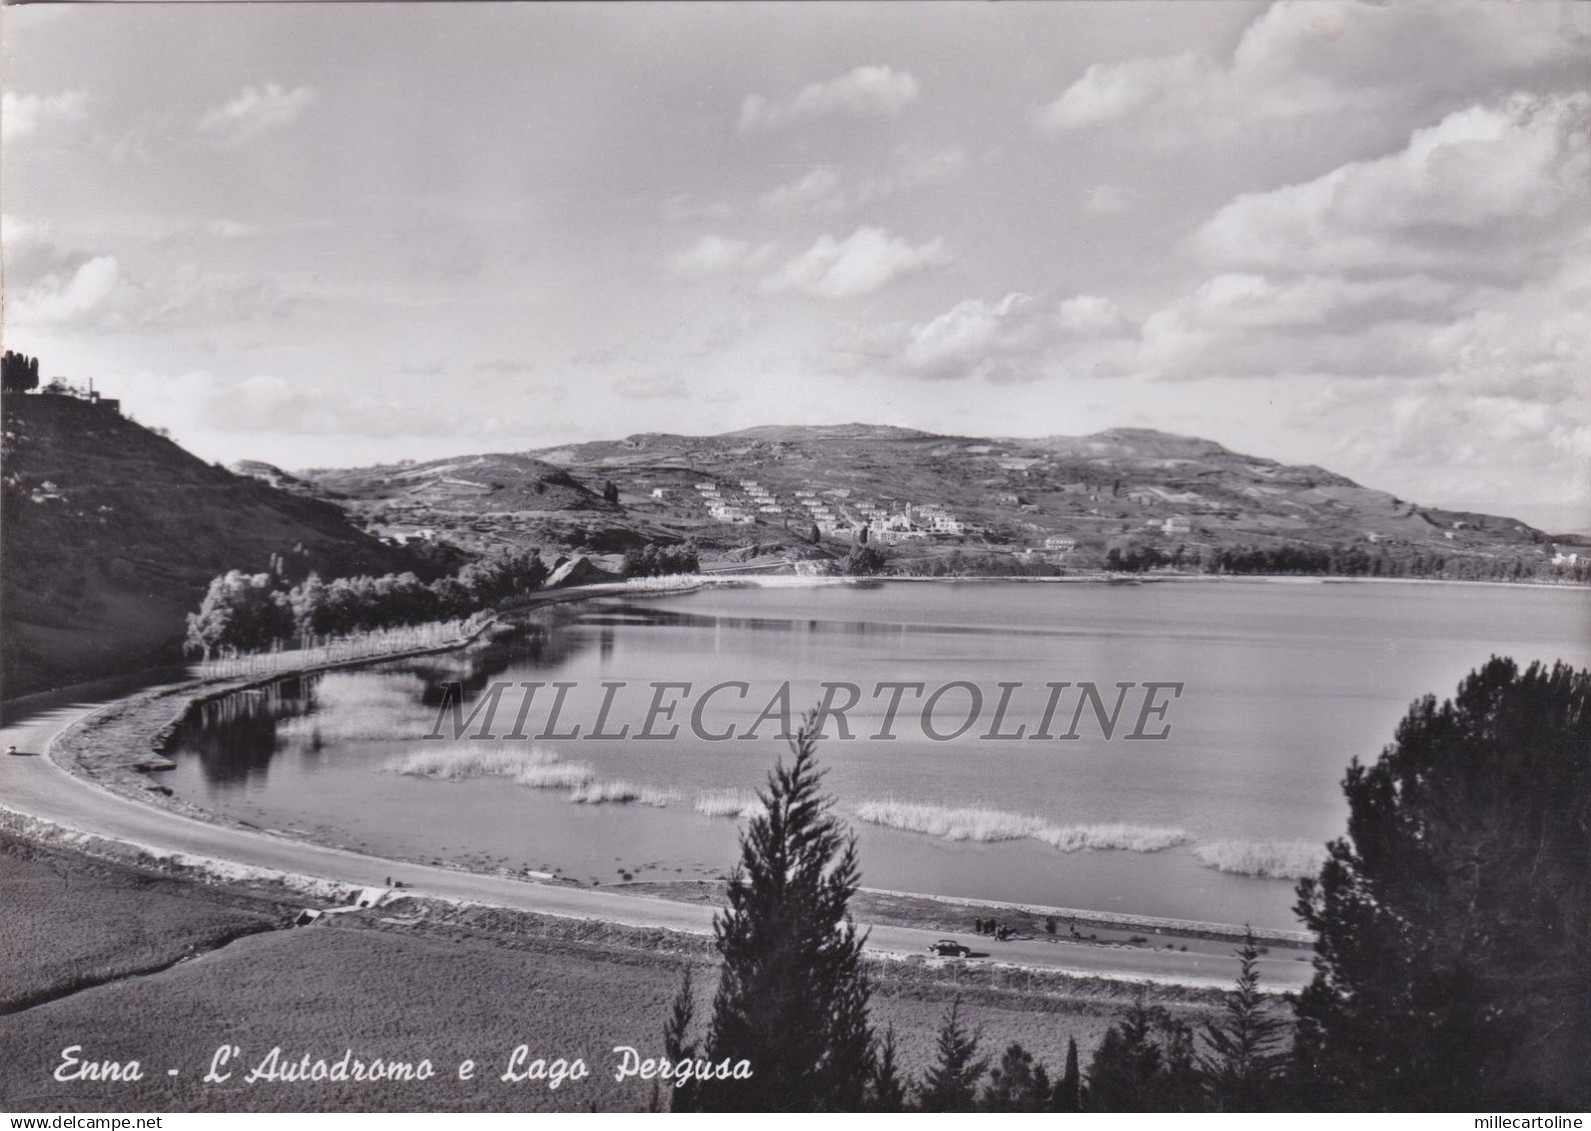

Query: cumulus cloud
[1032,0,1589,145]
[759,227,951,299]
[1,90,89,142]
[198,83,317,149]
[3,225,307,333]
[1117,91,1590,391]
[1194,93,1589,278]
[1035,53,1211,132]
[739,65,919,132]
[850,292,1137,382]
[661,235,778,280]
[8,256,123,327]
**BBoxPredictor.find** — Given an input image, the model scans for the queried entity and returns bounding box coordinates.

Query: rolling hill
[300,423,1562,574]
[1,393,436,698]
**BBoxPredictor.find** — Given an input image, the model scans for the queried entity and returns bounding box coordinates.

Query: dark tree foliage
[1293,657,1591,1111]
[864,1025,908,1112]
[186,548,548,654]
[1106,544,1177,572]
[184,571,295,655]
[602,480,619,504]
[897,551,1066,578]
[660,966,701,1113]
[841,544,889,577]
[1202,543,1576,583]
[1053,1035,1083,1112]
[620,541,699,578]
[917,999,987,1112]
[689,715,873,1111]
[1,350,40,393]
[981,1041,1052,1112]
[1200,927,1289,1111]
[1086,995,1202,1112]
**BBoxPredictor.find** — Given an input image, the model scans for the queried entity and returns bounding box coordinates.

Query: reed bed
[617,575,702,593]
[1194,839,1326,879]
[1032,823,1192,852]
[514,762,597,789]
[383,745,560,780]
[381,744,677,806]
[852,799,1189,853]
[568,781,679,806]
[693,789,767,820]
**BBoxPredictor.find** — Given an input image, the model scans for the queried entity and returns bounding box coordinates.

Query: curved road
[1,684,1313,991]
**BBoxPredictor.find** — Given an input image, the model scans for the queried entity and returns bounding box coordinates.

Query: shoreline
[19,569,1560,957]
[712,571,1591,593]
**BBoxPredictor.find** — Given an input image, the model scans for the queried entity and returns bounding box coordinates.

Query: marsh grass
[514,761,597,789]
[1193,839,1325,879]
[380,744,681,805]
[853,799,1189,853]
[693,789,767,820]
[568,781,679,806]
[382,745,560,781]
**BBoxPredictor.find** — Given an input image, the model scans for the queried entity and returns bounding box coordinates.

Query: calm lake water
[165,580,1591,930]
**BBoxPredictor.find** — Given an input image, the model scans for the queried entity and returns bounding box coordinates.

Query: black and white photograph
[1,0,1588,1117]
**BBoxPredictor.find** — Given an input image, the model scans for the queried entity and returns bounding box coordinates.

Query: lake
[164,579,1591,930]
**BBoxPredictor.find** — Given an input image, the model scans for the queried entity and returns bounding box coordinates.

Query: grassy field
[0,837,1186,1113]
[0,836,293,1014]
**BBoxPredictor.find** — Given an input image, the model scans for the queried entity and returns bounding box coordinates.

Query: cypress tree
[660,966,701,1112]
[917,999,986,1112]
[865,1025,908,1112]
[1199,927,1288,1111]
[1052,1036,1082,1112]
[691,713,873,1111]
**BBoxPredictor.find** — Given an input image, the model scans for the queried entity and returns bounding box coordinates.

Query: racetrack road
[1,684,1313,991]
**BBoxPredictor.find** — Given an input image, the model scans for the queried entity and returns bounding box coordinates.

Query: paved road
[1,685,1313,991]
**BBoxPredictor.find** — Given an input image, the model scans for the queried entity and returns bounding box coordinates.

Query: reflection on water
[163,582,1591,928]
[170,623,599,788]
[178,679,311,787]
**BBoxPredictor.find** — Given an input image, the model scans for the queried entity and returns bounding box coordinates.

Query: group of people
[972,916,1013,941]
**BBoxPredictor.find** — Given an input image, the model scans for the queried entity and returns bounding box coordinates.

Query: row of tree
[185,548,549,655]
[1100,541,1586,582]
[659,657,1589,1111]
[2,350,40,393]
[902,957,1284,1113]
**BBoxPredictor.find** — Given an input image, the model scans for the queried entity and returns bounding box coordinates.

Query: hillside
[1,393,433,698]
[303,451,659,555]
[300,423,1564,577]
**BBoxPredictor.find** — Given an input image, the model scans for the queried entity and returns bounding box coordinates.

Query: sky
[3,1,1588,531]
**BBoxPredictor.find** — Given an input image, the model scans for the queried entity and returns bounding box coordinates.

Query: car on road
[927,939,972,958]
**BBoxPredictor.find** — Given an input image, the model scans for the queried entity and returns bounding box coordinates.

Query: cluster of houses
[693,479,757,524]
[688,478,972,542]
